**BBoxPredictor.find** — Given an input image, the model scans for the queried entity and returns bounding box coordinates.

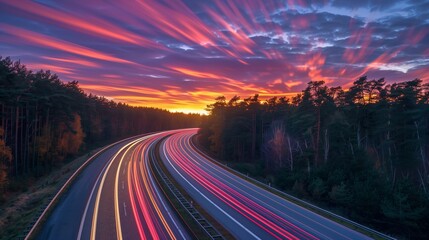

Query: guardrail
[190,136,396,240]
[149,141,224,240]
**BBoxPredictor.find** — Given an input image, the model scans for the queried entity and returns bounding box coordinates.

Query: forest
[198,77,429,238]
[0,56,201,197]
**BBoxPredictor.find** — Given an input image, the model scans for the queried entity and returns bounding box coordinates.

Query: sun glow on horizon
[1,0,427,111]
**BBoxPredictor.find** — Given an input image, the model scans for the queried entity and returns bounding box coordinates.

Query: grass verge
[0,148,102,240]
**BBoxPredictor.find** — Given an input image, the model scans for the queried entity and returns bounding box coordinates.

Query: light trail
[159,128,372,240]
[164,133,308,239]
[83,132,188,240]
[38,129,376,239]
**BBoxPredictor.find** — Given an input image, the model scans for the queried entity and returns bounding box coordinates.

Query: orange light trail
[89,133,185,239]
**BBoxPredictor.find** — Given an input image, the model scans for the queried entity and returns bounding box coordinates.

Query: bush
[329,182,352,207]
[309,177,327,200]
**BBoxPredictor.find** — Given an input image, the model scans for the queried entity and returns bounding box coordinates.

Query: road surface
[37,132,189,240]
[36,128,373,240]
[159,128,372,240]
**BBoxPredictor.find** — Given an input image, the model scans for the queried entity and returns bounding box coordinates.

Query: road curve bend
[160,128,372,240]
[36,128,373,240]
[37,131,190,240]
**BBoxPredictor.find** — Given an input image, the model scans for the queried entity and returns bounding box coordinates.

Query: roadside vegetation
[198,77,429,239]
[0,148,102,239]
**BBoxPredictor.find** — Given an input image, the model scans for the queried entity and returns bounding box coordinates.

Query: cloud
[0,0,427,112]
[330,0,399,11]
[0,24,135,64]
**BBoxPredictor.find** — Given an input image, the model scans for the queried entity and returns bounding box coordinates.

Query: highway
[36,132,190,240]
[36,128,372,240]
[160,128,372,240]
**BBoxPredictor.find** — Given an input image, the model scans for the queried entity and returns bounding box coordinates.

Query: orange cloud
[168,66,265,93]
[79,82,216,114]
[0,24,134,64]
[129,0,215,47]
[343,26,373,64]
[284,80,302,88]
[78,83,169,98]
[2,0,159,48]
[27,64,74,75]
[299,52,331,82]
[205,8,255,54]
[41,56,100,67]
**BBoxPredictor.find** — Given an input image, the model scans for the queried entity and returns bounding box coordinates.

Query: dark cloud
[330,0,401,11]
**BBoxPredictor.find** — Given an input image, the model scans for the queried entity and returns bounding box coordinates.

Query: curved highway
[37,131,189,240]
[36,128,372,240]
[160,128,371,240]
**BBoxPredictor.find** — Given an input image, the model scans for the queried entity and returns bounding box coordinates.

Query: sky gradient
[1,0,428,113]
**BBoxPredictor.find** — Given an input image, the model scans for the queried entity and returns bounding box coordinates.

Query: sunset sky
[1,0,428,113]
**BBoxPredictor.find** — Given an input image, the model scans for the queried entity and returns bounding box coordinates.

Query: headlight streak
[164,134,307,240]
[160,129,368,240]
[161,139,261,239]
[184,137,346,240]
[75,129,369,239]
[160,129,371,239]
[182,132,355,240]
[91,137,146,240]
[89,131,187,240]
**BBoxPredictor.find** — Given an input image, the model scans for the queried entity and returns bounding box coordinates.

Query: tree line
[198,77,429,238]
[0,56,201,196]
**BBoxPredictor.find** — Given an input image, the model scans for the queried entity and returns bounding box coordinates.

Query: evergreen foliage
[199,76,429,238]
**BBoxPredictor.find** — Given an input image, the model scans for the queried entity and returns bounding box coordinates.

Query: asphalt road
[37,132,189,240]
[36,128,375,240]
[159,128,372,240]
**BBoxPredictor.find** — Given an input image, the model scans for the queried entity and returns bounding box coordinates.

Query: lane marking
[123,202,127,217]
[113,138,149,240]
[91,138,144,240]
[162,143,261,240]
[77,154,115,240]
[184,132,347,240]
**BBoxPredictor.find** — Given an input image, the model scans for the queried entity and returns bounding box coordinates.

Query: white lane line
[91,137,146,240]
[122,181,124,190]
[113,137,149,240]
[162,143,261,240]
[123,202,127,217]
[77,154,116,240]
[184,133,342,240]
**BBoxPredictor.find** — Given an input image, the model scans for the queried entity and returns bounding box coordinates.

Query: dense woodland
[198,77,429,238]
[0,56,201,197]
